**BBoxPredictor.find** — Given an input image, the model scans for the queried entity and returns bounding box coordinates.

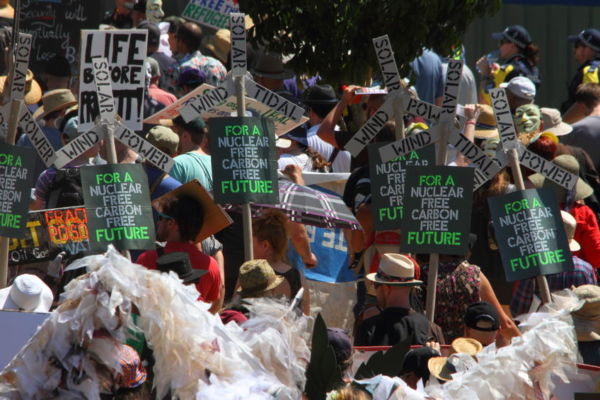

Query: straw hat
[0,69,41,105]
[561,211,581,252]
[541,107,572,136]
[571,285,600,342]
[428,339,481,382]
[32,88,77,120]
[473,104,499,139]
[237,259,284,298]
[0,274,53,312]
[366,253,422,286]
[450,337,483,356]
[528,154,593,202]
[205,29,231,65]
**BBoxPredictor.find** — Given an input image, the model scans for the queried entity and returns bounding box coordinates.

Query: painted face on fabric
[514,104,541,134]
[146,0,165,22]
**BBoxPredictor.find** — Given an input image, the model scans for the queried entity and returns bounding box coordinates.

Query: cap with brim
[237,259,285,298]
[401,346,440,378]
[541,107,572,136]
[568,29,600,52]
[528,155,593,202]
[156,251,207,284]
[251,51,294,80]
[465,301,500,332]
[32,88,78,120]
[491,25,532,48]
[366,253,422,286]
[0,69,42,105]
[302,84,338,106]
[145,125,178,155]
[281,124,308,147]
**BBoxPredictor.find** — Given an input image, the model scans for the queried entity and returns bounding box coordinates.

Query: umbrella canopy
[224,180,360,230]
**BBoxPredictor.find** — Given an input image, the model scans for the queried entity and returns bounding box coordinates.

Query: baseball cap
[281,124,308,147]
[327,328,352,364]
[491,25,532,48]
[464,301,500,332]
[568,28,600,52]
[145,125,179,155]
[500,76,536,100]
[401,346,440,381]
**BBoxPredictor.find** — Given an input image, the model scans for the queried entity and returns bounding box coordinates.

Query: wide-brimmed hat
[0,274,53,312]
[572,284,600,342]
[156,251,207,284]
[145,125,178,155]
[450,337,483,356]
[206,29,231,65]
[492,25,532,48]
[540,107,572,136]
[561,210,581,252]
[474,104,498,139]
[237,259,284,298]
[251,51,294,80]
[302,84,338,106]
[32,88,77,120]
[428,338,481,382]
[366,253,422,286]
[528,154,593,202]
[0,69,41,105]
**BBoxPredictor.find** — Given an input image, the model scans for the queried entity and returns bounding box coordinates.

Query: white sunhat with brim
[0,274,53,313]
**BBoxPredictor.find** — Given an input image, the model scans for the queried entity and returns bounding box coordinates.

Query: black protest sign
[79,30,148,132]
[0,144,36,238]
[488,188,573,282]
[81,164,155,251]
[369,143,435,230]
[400,166,474,255]
[209,117,278,205]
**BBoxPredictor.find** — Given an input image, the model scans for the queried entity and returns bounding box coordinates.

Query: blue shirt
[409,49,444,104]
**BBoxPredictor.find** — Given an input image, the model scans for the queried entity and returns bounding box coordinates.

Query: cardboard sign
[400,166,474,254]
[449,129,504,185]
[9,207,90,266]
[246,80,306,122]
[54,126,104,169]
[179,85,229,122]
[10,33,33,101]
[182,0,240,30]
[209,117,279,204]
[18,108,55,167]
[372,35,402,94]
[0,311,50,369]
[345,95,394,156]
[230,13,247,76]
[379,127,441,163]
[518,146,578,191]
[369,143,436,230]
[489,88,518,149]
[440,59,463,123]
[113,124,174,173]
[0,144,36,238]
[91,57,116,121]
[81,164,155,251]
[488,188,573,282]
[404,94,443,121]
[79,30,148,132]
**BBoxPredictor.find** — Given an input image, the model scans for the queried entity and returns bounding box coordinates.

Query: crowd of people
[0,0,600,397]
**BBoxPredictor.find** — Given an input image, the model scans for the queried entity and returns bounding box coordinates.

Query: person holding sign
[169,116,212,190]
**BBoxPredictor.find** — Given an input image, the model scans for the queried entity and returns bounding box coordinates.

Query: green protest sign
[368,143,435,230]
[400,166,474,255]
[0,144,36,238]
[81,164,155,251]
[488,188,573,282]
[209,116,279,205]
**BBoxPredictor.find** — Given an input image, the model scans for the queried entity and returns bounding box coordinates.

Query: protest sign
[79,30,147,132]
[179,86,229,122]
[517,145,578,191]
[209,117,278,205]
[488,188,573,282]
[489,88,518,149]
[10,33,32,101]
[113,124,174,173]
[182,0,240,30]
[0,311,50,369]
[81,164,155,251]
[369,143,436,230]
[440,59,463,123]
[378,127,441,163]
[0,144,36,238]
[372,35,402,94]
[9,207,90,266]
[345,96,395,156]
[18,108,55,167]
[245,80,306,122]
[230,13,247,76]
[400,166,474,255]
[54,126,104,169]
[91,57,116,121]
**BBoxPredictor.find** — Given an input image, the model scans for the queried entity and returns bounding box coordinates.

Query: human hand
[476,56,491,76]
[341,85,361,104]
[282,164,305,185]
[303,252,318,268]
[425,341,441,354]
[463,104,482,122]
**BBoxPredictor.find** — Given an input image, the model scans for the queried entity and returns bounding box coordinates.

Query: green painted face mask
[514,104,541,135]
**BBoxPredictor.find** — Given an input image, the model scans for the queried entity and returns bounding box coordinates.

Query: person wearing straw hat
[511,211,597,316]
[236,259,285,299]
[572,284,600,366]
[205,29,231,70]
[354,254,444,346]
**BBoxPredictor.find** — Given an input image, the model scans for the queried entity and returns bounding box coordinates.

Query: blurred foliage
[239,0,500,85]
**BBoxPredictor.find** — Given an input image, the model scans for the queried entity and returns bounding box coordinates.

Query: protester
[400,346,440,389]
[500,76,536,113]
[205,29,231,70]
[40,55,72,91]
[145,57,176,107]
[409,48,444,105]
[464,301,500,346]
[102,0,134,28]
[169,116,213,190]
[327,328,353,381]
[572,284,600,366]
[514,103,542,145]
[251,51,298,103]
[236,259,285,299]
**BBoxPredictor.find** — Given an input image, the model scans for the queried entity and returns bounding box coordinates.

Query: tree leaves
[353,339,410,381]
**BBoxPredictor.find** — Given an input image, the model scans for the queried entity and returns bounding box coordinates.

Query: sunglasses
[158,211,173,221]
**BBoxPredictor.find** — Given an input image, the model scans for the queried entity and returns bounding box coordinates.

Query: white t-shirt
[306,124,351,172]
[278,153,313,171]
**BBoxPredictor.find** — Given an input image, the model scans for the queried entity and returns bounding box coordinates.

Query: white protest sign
[79,30,148,132]
[0,310,49,369]
[91,57,116,121]
[18,108,55,167]
[489,88,518,149]
[372,35,402,94]
[403,93,443,121]
[182,0,239,30]
[54,126,105,169]
[113,124,174,173]
[179,85,229,122]
[378,127,441,163]
[230,13,247,76]
[245,80,306,122]
[345,95,395,156]
[517,145,578,190]
[439,59,463,123]
[10,33,32,101]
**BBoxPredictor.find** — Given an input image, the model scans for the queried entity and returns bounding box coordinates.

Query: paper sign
[81,164,155,251]
[10,33,32,101]
[369,143,436,230]
[246,80,306,122]
[182,0,240,30]
[354,87,388,96]
[400,166,474,254]
[379,127,441,163]
[345,95,394,156]
[179,85,229,122]
[0,144,36,238]
[230,13,247,76]
[18,108,55,167]
[488,188,573,282]
[489,88,518,149]
[372,35,402,94]
[0,311,50,369]
[403,94,443,121]
[91,57,116,121]
[79,30,147,132]
[517,146,578,191]
[449,129,504,183]
[440,59,463,123]
[113,124,174,173]
[209,117,279,204]
[54,126,105,169]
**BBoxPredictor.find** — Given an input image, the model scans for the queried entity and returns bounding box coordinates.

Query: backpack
[46,168,84,209]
